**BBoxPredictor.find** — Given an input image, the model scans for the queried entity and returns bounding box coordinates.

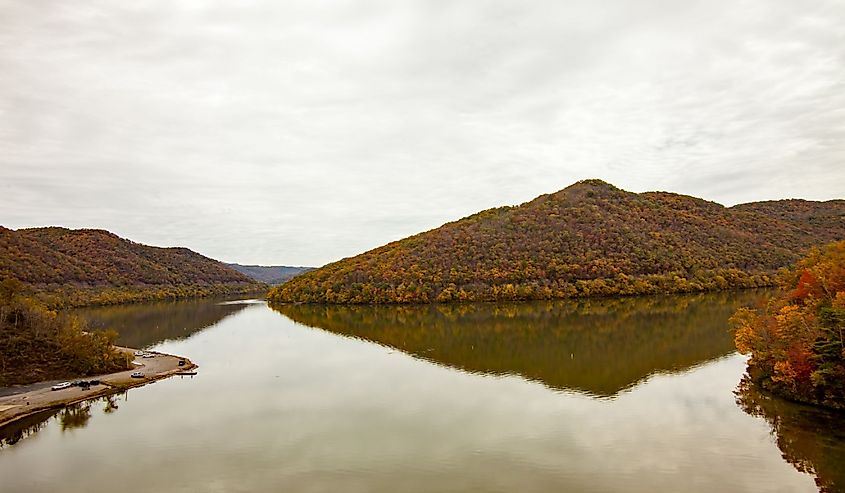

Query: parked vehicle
[134,350,144,357]
[130,372,144,378]
[51,382,71,391]
[178,360,186,366]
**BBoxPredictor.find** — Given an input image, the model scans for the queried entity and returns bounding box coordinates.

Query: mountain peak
[549,179,626,203]
[567,178,619,190]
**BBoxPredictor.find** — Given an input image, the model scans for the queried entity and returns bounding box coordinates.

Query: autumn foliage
[269,180,845,304]
[0,279,132,386]
[0,227,265,307]
[732,241,845,409]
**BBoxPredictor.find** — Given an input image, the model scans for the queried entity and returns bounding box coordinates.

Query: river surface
[1,291,843,492]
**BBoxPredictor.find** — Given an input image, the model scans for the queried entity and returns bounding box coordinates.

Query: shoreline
[0,347,197,429]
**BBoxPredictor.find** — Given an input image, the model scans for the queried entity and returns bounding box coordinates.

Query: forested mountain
[227,263,314,285]
[269,180,845,304]
[0,227,263,307]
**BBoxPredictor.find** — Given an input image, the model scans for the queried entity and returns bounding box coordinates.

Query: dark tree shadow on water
[0,408,58,447]
[59,402,92,431]
[0,392,127,447]
[736,377,845,493]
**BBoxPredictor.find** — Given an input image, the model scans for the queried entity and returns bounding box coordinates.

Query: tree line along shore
[2,179,843,410]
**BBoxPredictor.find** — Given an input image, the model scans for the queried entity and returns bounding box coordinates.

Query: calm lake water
[2,291,843,492]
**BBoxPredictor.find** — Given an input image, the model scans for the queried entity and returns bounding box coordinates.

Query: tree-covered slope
[0,279,132,386]
[269,180,845,304]
[732,199,845,243]
[0,227,263,306]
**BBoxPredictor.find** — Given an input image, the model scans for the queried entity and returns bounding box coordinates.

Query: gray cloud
[1,0,843,265]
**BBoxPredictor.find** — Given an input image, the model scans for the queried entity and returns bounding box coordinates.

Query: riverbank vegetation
[732,241,845,410]
[34,283,265,309]
[269,180,845,304]
[0,279,132,386]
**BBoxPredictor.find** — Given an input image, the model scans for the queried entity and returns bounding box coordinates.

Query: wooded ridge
[0,227,264,307]
[269,179,845,304]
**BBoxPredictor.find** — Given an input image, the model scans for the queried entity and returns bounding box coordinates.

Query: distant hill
[0,227,264,307]
[269,179,845,304]
[227,263,314,285]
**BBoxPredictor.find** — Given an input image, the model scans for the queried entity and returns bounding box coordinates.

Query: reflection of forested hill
[736,378,845,493]
[274,291,767,397]
[76,299,249,348]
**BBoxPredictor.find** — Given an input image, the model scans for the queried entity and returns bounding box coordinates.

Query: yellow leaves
[833,291,845,310]
[734,324,758,355]
[773,305,807,343]
[731,308,761,355]
[810,370,827,388]
[772,360,797,385]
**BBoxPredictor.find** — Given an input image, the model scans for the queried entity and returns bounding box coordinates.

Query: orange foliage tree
[732,241,845,409]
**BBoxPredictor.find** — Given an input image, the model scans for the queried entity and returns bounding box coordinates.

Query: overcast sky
[1,1,843,266]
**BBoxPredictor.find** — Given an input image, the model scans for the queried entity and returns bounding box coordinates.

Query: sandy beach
[0,347,197,428]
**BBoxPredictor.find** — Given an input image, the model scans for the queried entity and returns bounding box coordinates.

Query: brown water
[1,291,842,492]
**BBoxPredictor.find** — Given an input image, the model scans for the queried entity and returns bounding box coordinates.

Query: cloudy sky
[1,1,843,266]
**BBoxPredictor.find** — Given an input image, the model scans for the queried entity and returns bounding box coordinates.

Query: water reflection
[273,290,767,397]
[59,403,92,431]
[76,298,250,348]
[0,393,126,448]
[736,378,845,493]
[1,294,831,493]
[0,409,57,448]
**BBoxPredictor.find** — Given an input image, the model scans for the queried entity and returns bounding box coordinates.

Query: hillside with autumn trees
[0,227,264,307]
[269,180,845,304]
[733,240,845,410]
[1,279,132,386]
